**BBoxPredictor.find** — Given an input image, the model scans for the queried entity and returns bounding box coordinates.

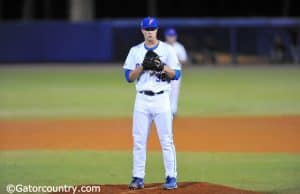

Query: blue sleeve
[172,70,181,80]
[124,69,133,83]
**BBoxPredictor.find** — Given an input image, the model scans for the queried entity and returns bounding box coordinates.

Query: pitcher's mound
[50,182,262,194]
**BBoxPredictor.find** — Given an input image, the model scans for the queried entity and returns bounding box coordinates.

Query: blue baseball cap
[165,28,177,37]
[140,17,158,29]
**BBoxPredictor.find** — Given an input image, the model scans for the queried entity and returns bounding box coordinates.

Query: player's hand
[162,65,176,79]
[155,61,165,72]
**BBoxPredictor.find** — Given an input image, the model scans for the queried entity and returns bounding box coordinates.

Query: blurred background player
[164,28,188,116]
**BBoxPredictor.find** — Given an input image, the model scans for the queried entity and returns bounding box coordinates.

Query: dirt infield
[0,116,300,152]
[1,116,299,194]
[51,182,261,194]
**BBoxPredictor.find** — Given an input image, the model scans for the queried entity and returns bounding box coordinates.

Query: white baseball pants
[132,91,177,179]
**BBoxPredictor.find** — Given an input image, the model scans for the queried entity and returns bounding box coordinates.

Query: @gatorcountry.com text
[6,184,101,194]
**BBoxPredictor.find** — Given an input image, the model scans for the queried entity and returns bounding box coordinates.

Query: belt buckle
[145,91,155,96]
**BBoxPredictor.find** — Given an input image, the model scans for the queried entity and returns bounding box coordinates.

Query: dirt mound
[50,182,262,194]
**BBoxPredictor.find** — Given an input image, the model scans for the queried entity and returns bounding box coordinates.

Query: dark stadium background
[0,0,299,64]
[1,0,299,20]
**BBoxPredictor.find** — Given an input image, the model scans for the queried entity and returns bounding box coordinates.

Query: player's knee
[159,136,174,149]
[133,137,147,150]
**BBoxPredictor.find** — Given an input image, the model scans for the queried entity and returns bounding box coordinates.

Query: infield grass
[0,66,300,119]
[0,151,300,194]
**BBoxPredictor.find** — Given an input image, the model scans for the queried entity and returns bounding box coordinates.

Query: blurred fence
[0,21,112,62]
[0,18,299,64]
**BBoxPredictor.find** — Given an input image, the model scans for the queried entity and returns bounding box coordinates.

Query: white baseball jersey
[168,41,187,115]
[171,42,188,62]
[123,41,181,93]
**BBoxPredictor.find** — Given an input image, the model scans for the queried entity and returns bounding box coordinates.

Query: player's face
[141,28,158,42]
[165,36,177,44]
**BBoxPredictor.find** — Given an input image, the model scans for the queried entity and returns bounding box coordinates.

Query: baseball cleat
[162,176,178,189]
[129,177,144,190]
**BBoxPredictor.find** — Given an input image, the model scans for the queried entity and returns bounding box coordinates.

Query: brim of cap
[141,27,158,29]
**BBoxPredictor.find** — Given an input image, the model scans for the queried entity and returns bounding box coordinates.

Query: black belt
[139,90,164,96]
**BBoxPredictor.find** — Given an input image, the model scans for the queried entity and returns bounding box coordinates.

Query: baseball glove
[142,50,164,72]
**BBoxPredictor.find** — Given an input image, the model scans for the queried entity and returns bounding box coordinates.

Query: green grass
[1,66,300,193]
[0,66,300,119]
[0,151,300,193]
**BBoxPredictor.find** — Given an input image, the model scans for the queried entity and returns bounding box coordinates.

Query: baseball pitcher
[123,17,181,190]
